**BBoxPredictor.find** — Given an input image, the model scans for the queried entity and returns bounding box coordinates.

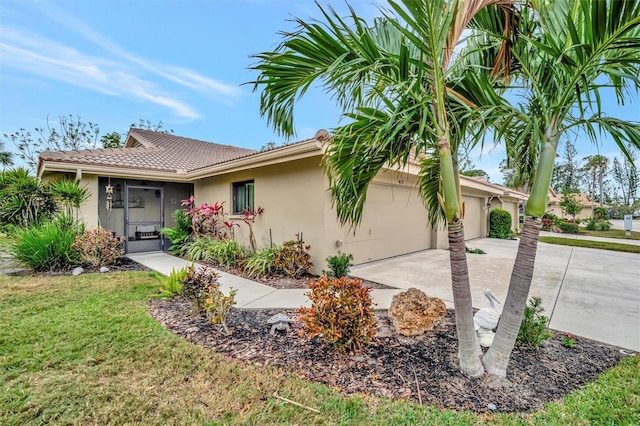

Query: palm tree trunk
[448,220,484,378]
[482,216,541,377]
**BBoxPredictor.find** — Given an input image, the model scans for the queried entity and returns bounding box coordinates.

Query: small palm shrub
[325,251,353,278]
[150,268,186,298]
[298,276,377,352]
[72,227,124,267]
[161,209,193,256]
[517,296,553,349]
[489,209,514,239]
[12,217,82,271]
[243,247,277,278]
[0,168,56,229]
[273,237,312,278]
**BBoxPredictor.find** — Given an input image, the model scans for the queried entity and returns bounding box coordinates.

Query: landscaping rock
[388,288,446,336]
[99,266,109,273]
[72,267,84,276]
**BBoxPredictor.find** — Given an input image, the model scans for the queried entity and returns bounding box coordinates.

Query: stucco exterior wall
[194,156,327,273]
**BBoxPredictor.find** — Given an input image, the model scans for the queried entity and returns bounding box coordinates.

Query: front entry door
[125,185,164,253]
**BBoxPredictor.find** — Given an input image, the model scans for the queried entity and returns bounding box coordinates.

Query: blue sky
[1,0,638,183]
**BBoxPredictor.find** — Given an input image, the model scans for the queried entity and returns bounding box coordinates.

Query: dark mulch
[22,257,152,277]
[148,297,625,413]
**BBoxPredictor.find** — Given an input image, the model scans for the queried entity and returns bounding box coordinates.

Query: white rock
[72,267,84,276]
[99,266,109,273]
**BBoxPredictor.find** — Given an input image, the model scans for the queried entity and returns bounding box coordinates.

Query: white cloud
[0,26,201,119]
[37,1,241,103]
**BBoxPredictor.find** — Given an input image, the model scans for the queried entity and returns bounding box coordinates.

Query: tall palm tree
[0,140,13,168]
[483,0,640,377]
[251,0,516,377]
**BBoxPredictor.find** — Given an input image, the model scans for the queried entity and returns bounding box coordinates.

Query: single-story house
[38,128,527,275]
[546,188,595,221]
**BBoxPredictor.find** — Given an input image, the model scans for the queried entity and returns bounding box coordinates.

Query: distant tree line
[1,115,172,171]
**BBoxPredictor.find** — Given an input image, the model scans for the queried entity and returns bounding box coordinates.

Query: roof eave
[38,161,192,182]
[189,139,324,180]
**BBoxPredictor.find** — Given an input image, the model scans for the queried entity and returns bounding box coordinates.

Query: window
[232,180,254,214]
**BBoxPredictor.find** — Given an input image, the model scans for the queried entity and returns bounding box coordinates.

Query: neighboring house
[38,128,527,275]
[546,188,594,221]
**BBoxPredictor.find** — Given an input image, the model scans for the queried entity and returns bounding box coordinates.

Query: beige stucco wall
[194,156,328,273]
[194,159,435,275]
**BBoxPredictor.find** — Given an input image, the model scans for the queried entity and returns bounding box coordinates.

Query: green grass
[579,229,640,240]
[539,236,640,254]
[1,272,639,425]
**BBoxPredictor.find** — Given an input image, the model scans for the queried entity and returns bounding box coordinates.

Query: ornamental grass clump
[298,276,377,352]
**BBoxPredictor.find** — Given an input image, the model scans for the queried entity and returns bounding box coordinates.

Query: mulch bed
[148,297,626,413]
[19,257,152,277]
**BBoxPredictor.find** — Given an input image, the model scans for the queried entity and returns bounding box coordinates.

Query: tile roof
[39,129,258,174]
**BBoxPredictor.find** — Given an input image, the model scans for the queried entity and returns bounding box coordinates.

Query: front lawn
[580,228,640,240]
[538,236,640,254]
[1,273,638,425]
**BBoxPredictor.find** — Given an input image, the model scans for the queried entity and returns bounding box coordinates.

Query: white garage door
[462,196,484,240]
[342,183,431,264]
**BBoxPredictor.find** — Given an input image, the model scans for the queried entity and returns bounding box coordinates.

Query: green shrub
[325,251,354,277]
[489,209,514,239]
[207,238,246,268]
[181,264,219,312]
[273,237,312,278]
[180,264,235,333]
[185,236,215,262]
[203,283,236,335]
[517,296,553,349]
[72,227,124,267]
[12,218,82,271]
[161,209,193,256]
[594,207,609,221]
[298,276,377,352]
[0,168,56,229]
[558,221,579,233]
[243,247,277,278]
[586,219,610,231]
[150,267,186,298]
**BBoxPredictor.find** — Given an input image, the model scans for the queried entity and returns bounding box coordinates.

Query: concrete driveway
[350,238,640,351]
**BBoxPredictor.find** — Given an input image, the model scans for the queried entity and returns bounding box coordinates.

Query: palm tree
[251,0,516,377]
[0,140,13,167]
[482,0,640,377]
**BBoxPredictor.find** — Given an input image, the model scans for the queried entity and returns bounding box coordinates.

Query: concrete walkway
[127,252,403,310]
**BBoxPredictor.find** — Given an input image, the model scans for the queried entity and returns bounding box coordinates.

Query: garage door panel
[462,196,484,240]
[342,183,431,264]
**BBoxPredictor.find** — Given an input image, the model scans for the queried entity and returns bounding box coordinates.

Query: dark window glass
[232,180,254,214]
